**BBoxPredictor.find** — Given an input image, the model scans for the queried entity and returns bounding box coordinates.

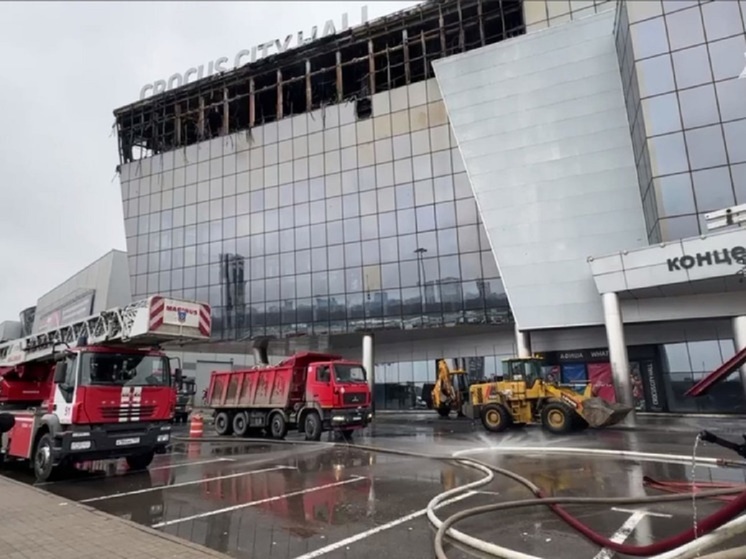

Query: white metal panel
[433,10,647,330]
[588,228,746,292]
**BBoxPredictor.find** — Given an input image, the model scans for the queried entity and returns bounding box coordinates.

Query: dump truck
[464,357,632,435]
[206,351,373,441]
[0,295,212,482]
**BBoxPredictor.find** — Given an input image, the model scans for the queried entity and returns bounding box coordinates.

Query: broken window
[115,0,525,164]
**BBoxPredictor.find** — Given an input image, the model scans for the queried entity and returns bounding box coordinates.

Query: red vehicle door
[306,364,334,408]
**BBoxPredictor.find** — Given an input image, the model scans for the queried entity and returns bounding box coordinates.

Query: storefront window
[373,354,508,410]
[661,339,746,414]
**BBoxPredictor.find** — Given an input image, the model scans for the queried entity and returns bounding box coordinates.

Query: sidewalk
[0,475,226,559]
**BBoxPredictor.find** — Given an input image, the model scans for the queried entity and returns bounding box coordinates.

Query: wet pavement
[5,417,746,559]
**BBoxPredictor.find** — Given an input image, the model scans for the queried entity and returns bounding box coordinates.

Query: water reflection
[198,450,375,539]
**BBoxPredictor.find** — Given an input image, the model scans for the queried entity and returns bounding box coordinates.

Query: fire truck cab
[0,295,212,482]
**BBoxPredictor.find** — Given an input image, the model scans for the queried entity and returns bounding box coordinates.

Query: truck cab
[305,360,371,432]
[306,360,369,408]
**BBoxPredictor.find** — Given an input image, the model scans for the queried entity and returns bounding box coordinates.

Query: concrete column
[731,316,746,393]
[514,323,531,358]
[602,292,635,425]
[362,334,375,412]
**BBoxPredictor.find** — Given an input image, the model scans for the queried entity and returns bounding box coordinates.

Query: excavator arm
[433,359,456,408]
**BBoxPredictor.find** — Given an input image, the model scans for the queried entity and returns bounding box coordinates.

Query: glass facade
[660,337,745,413]
[615,0,746,243]
[373,353,512,410]
[120,79,510,341]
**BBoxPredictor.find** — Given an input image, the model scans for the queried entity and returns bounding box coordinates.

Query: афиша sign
[139,6,369,100]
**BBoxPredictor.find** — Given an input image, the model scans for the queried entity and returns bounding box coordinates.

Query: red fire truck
[0,295,211,482]
[207,352,373,441]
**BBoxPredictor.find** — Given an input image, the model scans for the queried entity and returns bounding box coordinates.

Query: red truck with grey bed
[206,352,373,441]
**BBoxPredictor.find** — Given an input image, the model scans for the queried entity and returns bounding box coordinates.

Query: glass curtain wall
[660,337,746,413]
[615,0,746,243]
[122,79,511,341]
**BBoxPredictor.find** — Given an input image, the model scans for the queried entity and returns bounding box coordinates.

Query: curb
[1,476,229,558]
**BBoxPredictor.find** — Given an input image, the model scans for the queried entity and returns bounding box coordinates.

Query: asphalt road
[5,416,746,559]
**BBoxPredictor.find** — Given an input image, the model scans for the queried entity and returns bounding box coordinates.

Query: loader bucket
[580,398,632,428]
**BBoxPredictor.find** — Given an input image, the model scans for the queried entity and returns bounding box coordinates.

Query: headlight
[332,415,345,422]
[71,441,91,450]
[157,434,170,443]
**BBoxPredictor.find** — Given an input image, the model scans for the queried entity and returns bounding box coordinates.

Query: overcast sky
[0,0,419,322]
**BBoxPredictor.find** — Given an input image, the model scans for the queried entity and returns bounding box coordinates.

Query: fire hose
[175,429,746,559]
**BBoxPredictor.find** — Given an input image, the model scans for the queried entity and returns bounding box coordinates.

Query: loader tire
[541,402,574,435]
[572,413,589,431]
[481,404,511,433]
[436,404,451,418]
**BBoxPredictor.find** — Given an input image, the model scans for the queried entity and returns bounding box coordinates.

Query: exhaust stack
[252,338,270,365]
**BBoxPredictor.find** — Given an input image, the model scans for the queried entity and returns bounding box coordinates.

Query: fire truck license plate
[115,437,140,446]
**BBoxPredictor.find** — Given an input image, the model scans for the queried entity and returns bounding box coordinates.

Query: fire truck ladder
[0,297,169,367]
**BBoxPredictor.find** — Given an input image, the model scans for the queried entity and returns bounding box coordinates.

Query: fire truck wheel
[126,451,155,471]
[269,413,288,440]
[233,411,249,437]
[214,412,233,436]
[304,412,322,442]
[340,429,354,442]
[33,433,57,483]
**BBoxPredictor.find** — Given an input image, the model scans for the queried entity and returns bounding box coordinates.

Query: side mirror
[174,368,183,386]
[53,361,68,384]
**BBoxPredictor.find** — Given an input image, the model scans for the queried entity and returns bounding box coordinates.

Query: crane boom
[0,295,211,368]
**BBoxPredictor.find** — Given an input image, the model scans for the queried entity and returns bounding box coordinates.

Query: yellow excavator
[463,357,632,435]
[432,359,470,418]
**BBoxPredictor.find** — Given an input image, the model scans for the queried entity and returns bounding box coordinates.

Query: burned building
[115,0,746,414]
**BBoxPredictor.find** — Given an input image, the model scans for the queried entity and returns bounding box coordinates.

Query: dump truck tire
[541,402,575,435]
[233,411,249,437]
[214,411,233,436]
[481,404,511,433]
[269,412,288,440]
[304,411,323,441]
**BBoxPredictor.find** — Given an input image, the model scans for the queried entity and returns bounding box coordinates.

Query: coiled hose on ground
[174,434,746,559]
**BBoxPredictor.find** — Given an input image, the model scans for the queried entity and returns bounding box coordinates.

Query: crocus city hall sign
[139,6,369,100]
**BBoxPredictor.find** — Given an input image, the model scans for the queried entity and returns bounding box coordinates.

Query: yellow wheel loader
[463,357,632,435]
[432,359,470,418]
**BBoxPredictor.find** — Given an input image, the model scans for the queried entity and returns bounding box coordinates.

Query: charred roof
[114,0,524,164]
